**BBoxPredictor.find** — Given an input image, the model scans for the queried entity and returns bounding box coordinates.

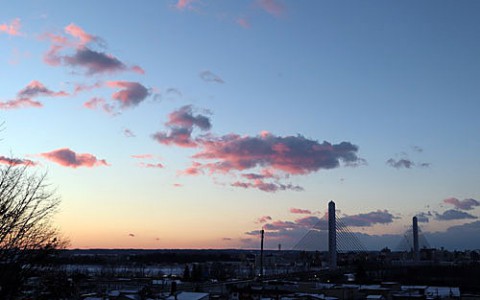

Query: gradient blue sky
[1,0,479,250]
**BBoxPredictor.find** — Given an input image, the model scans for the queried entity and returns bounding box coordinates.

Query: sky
[1,0,479,251]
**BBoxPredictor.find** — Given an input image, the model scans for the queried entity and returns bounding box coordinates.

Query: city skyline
[1,0,479,250]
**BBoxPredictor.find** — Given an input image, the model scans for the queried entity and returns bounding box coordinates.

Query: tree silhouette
[0,164,66,299]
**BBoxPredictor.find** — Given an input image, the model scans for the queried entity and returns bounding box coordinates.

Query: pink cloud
[139,162,164,168]
[173,183,183,187]
[0,18,21,36]
[249,213,328,241]
[257,0,285,17]
[83,97,115,114]
[290,208,312,214]
[40,148,109,168]
[153,128,198,148]
[194,134,361,175]
[175,0,196,10]
[0,98,42,110]
[65,23,96,45]
[237,18,251,29]
[0,156,36,166]
[131,65,145,74]
[73,81,103,95]
[17,80,68,98]
[167,105,211,130]
[131,154,154,159]
[41,24,144,75]
[256,216,272,223]
[152,105,211,148]
[65,47,128,75]
[153,107,362,192]
[294,215,327,229]
[179,162,203,175]
[107,81,149,108]
[263,220,298,231]
[444,197,480,211]
[43,44,64,66]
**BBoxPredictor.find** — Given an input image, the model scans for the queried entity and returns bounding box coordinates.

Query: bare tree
[0,164,66,299]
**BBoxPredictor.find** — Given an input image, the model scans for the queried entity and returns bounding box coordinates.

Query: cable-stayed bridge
[291,201,429,268]
[292,212,367,253]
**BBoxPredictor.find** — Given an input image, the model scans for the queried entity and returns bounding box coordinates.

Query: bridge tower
[413,216,419,262]
[328,200,337,270]
[260,229,264,277]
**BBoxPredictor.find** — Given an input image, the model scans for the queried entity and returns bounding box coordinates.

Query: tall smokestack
[260,229,264,278]
[328,201,337,270]
[413,216,419,262]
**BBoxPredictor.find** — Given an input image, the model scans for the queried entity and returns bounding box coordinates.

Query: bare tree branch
[0,164,66,298]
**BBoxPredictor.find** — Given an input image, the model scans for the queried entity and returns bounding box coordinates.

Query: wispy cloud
[131,65,145,74]
[175,0,197,10]
[1,80,69,110]
[0,98,42,110]
[443,197,480,211]
[435,209,477,221]
[131,154,163,169]
[256,215,272,223]
[386,158,414,169]
[73,81,103,95]
[340,210,396,227]
[387,147,430,169]
[123,128,136,138]
[17,80,68,98]
[64,23,97,45]
[40,148,109,168]
[199,70,225,84]
[412,145,423,153]
[139,162,164,169]
[256,0,285,17]
[232,180,303,193]
[83,97,116,115]
[131,154,154,159]
[416,211,432,223]
[0,156,36,166]
[237,18,251,29]
[290,208,312,214]
[179,162,204,175]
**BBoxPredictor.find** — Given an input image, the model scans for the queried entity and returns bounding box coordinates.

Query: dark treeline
[50,249,264,265]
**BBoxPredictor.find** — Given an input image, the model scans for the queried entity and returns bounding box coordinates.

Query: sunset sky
[1,0,479,250]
